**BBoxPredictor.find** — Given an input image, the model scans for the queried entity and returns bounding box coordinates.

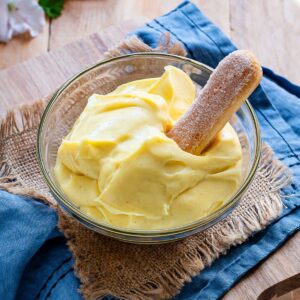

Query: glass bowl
[37,53,261,244]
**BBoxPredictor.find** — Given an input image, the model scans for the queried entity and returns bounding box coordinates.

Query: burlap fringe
[0,101,45,177]
[83,145,292,300]
[0,35,293,300]
[104,33,187,58]
[0,100,49,202]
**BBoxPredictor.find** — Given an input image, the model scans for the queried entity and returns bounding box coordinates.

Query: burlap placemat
[0,36,292,300]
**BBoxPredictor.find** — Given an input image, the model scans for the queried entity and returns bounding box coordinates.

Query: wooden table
[1,0,299,85]
[0,1,299,299]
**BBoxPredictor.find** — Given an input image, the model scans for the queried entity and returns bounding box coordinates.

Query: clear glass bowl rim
[37,52,261,238]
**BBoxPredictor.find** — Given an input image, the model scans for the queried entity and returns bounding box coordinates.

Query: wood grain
[258,273,300,299]
[49,0,230,50]
[0,18,146,118]
[230,0,300,84]
[1,0,299,85]
[223,232,300,300]
[0,21,49,70]
[0,0,229,70]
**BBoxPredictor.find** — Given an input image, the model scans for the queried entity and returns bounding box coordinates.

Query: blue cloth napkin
[1,1,299,299]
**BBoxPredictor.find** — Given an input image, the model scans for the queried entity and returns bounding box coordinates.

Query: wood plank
[194,0,230,37]
[291,287,300,300]
[0,0,229,69]
[230,0,300,84]
[49,0,230,50]
[136,0,230,37]
[223,232,300,300]
[0,21,49,70]
[0,18,147,118]
[256,272,300,299]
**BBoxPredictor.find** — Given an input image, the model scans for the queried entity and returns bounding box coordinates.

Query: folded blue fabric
[1,1,299,300]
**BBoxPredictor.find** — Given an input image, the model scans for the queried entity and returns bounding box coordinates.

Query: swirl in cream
[55,66,242,230]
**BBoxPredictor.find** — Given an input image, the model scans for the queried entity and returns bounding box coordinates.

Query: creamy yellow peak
[55,66,242,230]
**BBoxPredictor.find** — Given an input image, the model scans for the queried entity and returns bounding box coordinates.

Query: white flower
[0,0,45,43]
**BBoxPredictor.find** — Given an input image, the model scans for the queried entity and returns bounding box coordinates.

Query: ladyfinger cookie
[167,50,262,154]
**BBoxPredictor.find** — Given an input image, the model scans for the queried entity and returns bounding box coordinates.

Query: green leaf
[7,2,15,12]
[39,0,64,19]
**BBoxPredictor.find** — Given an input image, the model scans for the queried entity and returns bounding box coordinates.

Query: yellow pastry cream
[55,66,242,230]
